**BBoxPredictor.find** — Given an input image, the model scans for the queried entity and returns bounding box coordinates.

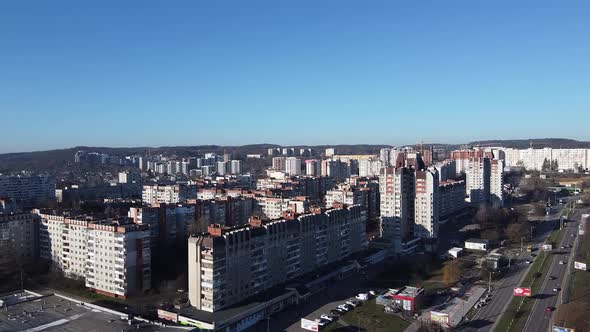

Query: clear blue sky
[1,1,590,153]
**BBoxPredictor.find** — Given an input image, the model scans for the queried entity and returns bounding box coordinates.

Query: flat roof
[465,238,489,244]
[0,291,186,332]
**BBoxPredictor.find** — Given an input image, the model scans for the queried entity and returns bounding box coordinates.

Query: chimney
[283,210,296,220]
[249,215,263,228]
[208,224,224,237]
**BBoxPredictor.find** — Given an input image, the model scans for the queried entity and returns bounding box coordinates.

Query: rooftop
[465,238,489,244]
[0,291,188,332]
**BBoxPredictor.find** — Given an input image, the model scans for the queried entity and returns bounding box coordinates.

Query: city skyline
[2,1,590,153]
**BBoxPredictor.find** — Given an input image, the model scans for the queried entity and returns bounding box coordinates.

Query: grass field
[323,299,411,332]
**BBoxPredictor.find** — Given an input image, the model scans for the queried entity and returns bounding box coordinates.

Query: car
[553,288,561,292]
[346,300,360,307]
[320,314,334,322]
[330,310,342,316]
[561,246,566,249]
[369,290,377,296]
[549,276,556,280]
[315,319,327,327]
[337,305,351,311]
[531,254,537,257]
[356,293,369,301]
[526,260,532,264]
[559,261,565,265]
[546,306,555,313]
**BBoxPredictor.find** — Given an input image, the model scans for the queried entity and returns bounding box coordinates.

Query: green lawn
[495,228,563,332]
[323,299,411,332]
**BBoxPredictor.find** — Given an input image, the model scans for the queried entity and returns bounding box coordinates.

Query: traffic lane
[461,220,556,332]
[461,253,534,332]
[524,223,577,332]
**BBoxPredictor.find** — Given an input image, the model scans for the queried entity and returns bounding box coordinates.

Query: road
[523,220,578,332]
[459,218,558,332]
[457,195,575,332]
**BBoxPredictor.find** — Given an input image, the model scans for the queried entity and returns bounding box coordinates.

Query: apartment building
[285,157,302,175]
[502,147,590,171]
[379,167,416,247]
[272,157,286,171]
[321,159,351,182]
[188,204,368,312]
[253,196,310,219]
[465,157,491,205]
[85,223,151,298]
[434,159,457,182]
[358,159,383,177]
[414,168,439,240]
[35,211,151,298]
[230,160,241,174]
[305,159,321,176]
[451,149,485,173]
[0,175,56,205]
[439,180,466,219]
[142,184,197,206]
[490,159,504,207]
[0,212,39,278]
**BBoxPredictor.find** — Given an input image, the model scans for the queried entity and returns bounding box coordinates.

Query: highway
[459,217,558,332]
[522,220,578,332]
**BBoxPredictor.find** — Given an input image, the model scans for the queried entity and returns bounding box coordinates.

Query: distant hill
[467,138,590,149]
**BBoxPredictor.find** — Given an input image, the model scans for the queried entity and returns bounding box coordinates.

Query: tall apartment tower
[465,157,491,205]
[414,167,440,242]
[305,159,321,176]
[490,159,504,207]
[285,157,302,175]
[379,167,415,250]
[188,205,367,312]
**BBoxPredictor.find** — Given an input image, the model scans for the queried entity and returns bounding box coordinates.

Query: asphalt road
[459,218,557,332]
[522,220,578,332]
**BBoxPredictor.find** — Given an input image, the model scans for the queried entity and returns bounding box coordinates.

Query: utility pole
[488,271,492,293]
[266,316,270,332]
[521,237,524,251]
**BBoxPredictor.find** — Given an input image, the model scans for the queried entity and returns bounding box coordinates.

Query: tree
[542,158,550,172]
[442,260,462,286]
[506,222,529,243]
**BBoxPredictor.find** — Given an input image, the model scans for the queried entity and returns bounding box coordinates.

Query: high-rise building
[414,168,439,240]
[36,211,151,299]
[379,167,416,249]
[439,180,466,219]
[272,157,286,171]
[216,161,228,175]
[142,184,197,206]
[305,159,321,176]
[358,159,383,177]
[379,148,392,166]
[0,212,39,279]
[465,157,491,205]
[321,159,350,182]
[285,157,302,175]
[188,204,367,312]
[0,175,56,205]
[490,159,504,207]
[230,160,241,174]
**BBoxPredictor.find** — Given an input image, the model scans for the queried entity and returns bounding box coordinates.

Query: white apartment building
[414,168,439,239]
[358,159,383,177]
[285,157,302,175]
[142,184,197,206]
[465,157,491,205]
[305,159,321,176]
[216,161,228,175]
[502,147,590,171]
[490,159,504,207]
[188,205,367,313]
[272,157,286,171]
[379,167,415,248]
[230,160,241,174]
[36,210,151,299]
[434,159,457,182]
[86,223,151,299]
[253,196,309,220]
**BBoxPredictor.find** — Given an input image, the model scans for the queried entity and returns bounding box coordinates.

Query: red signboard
[513,287,532,297]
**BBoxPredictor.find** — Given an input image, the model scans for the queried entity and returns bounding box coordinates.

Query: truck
[527,245,533,252]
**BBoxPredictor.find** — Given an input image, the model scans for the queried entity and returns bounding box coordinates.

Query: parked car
[330,309,342,316]
[559,261,565,265]
[525,260,532,264]
[346,300,360,307]
[545,306,555,313]
[337,305,351,312]
[369,290,377,296]
[320,314,334,322]
[315,319,327,327]
[553,288,561,292]
[356,293,369,301]
[549,276,556,280]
